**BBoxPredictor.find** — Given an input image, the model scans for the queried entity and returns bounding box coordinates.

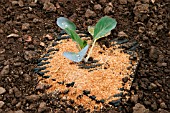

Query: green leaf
[63,44,89,62]
[65,28,87,49]
[93,16,117,40]
[56,17,76,35]
[57,17,87,49]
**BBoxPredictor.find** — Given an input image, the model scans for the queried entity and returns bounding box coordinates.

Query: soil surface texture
[0,0,170,113]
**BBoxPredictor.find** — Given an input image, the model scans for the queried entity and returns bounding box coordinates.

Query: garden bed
[0,0,169,113]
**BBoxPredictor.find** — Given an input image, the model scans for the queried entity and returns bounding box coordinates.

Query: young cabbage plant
[56,16,117,63]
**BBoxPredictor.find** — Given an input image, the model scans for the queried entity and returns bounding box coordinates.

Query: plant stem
[84,39,97,62]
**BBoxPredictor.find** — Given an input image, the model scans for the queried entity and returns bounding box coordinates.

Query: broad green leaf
[88,26,111,38]
[63,44,89,62]
[65,28,87,49]
[56,17,76,35]
[94,16,117,40]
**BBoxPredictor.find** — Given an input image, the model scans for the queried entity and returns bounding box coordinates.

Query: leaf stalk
[84,39,97,62]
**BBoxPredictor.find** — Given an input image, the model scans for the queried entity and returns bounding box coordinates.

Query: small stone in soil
[149,83,157,89]
[18,0,24,7]
[133,103,149,113]
[94,4,102,10]
[11,1,18,6]
[99,0,106,4]
[149,46,158,60]
[158,108,169,113]
[119,0,127,4]
[24,51,38,61]
[25,95,40,102]
[40,42,45,47]
[16,102,21,108]
[0,87,6,95]
[118,31,128,38]
[0,65,10,75]
[36,83,51,91]
[156,62,167,67]
[14,110,24,113]
[43,34,54,41]
[130,95,138,103]
[104,6,113,14]
[143,35,149,41]
[23,35,32,42]
[160,102,167,109]
[22,23,30,31]
[144,100,151,106]
[23,74,32,82]
[13,62,22,67]
[38,102,47,112]
[151,102,157,110]
[0,29,3,34]
[85,9,96,18]
[13,87,22,98]
[138,26,145,33]
[164,69,170,73]
[43,2,56,12]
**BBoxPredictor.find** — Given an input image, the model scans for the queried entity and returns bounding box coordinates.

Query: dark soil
[0,0,169,113]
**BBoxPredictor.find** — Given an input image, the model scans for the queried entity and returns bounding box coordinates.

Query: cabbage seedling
[56,16,117,62]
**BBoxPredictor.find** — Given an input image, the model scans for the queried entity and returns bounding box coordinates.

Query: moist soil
[0,0,170,113]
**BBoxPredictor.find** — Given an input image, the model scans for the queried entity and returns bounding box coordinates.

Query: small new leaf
[88,26,95,36]
[94,16,117,40]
